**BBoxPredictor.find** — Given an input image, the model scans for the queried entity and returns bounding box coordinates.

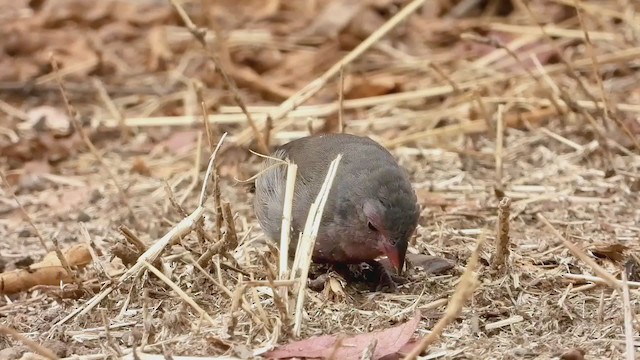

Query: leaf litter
[1,0,640,359]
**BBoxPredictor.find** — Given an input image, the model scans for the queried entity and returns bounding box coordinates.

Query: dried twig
[52,133,228,327]
[291,155,342,336]
[51,56,138,225]
[0,325,60,360]
[0,170,49,252]
[403,234,486,358]
[538,214,621,290]
[168,0,269,154]
[621,271,636,360]
[492,197,511,271]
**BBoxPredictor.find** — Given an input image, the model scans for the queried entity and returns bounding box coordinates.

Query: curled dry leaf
[263,311,421,360]
[0,243,92,295]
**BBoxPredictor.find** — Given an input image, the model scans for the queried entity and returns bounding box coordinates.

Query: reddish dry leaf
[263,311,421,360]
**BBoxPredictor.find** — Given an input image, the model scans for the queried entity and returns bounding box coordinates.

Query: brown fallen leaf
[588,243,629,264]
[0,243,92,295]
[263,311,421,360]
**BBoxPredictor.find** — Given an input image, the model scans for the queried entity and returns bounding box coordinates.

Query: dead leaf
[264,311,421,360]
[322,273,347,302]
[588,243,629,263]
[406,254,455,275]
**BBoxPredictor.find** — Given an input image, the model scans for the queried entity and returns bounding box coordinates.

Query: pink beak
[383,242,402,274]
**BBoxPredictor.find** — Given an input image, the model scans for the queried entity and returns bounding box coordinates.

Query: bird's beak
[383,239,407,275]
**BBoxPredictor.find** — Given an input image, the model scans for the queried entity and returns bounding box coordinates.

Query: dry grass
[1,0,640,359]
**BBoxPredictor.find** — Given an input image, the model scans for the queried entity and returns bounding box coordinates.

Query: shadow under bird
[253,133,420,286]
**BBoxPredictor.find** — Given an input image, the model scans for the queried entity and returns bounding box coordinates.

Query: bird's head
[361,182,420,274]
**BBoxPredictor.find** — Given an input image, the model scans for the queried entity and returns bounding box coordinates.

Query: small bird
[253,133,420,280]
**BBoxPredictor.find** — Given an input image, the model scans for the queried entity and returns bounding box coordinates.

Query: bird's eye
[367,221,377,232]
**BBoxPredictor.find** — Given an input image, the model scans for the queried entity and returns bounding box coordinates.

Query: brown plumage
[253,133,420,275]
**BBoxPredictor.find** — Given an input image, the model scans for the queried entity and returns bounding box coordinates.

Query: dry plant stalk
[179,131,204,206]
[460,32,564,116]
[492,197,511,270]
[494,104,505,191]
[195,82,216,150]
[0,325,60,360]
[53,134,228,327]
[168,0,269,155]
[0,170,50,251]
[50,56,137,225]
[279,161,298,303]
[338,66,345,133]
[93,78,130,139]
[290,154,342,337]
[621,271,636,360]
[51,237,83,290]
[142,260,216,326]
[537,214,621,290]
[516,0,640,154]
[99,47,640,131]
[403,234,486,359]
[235,0,429,144]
